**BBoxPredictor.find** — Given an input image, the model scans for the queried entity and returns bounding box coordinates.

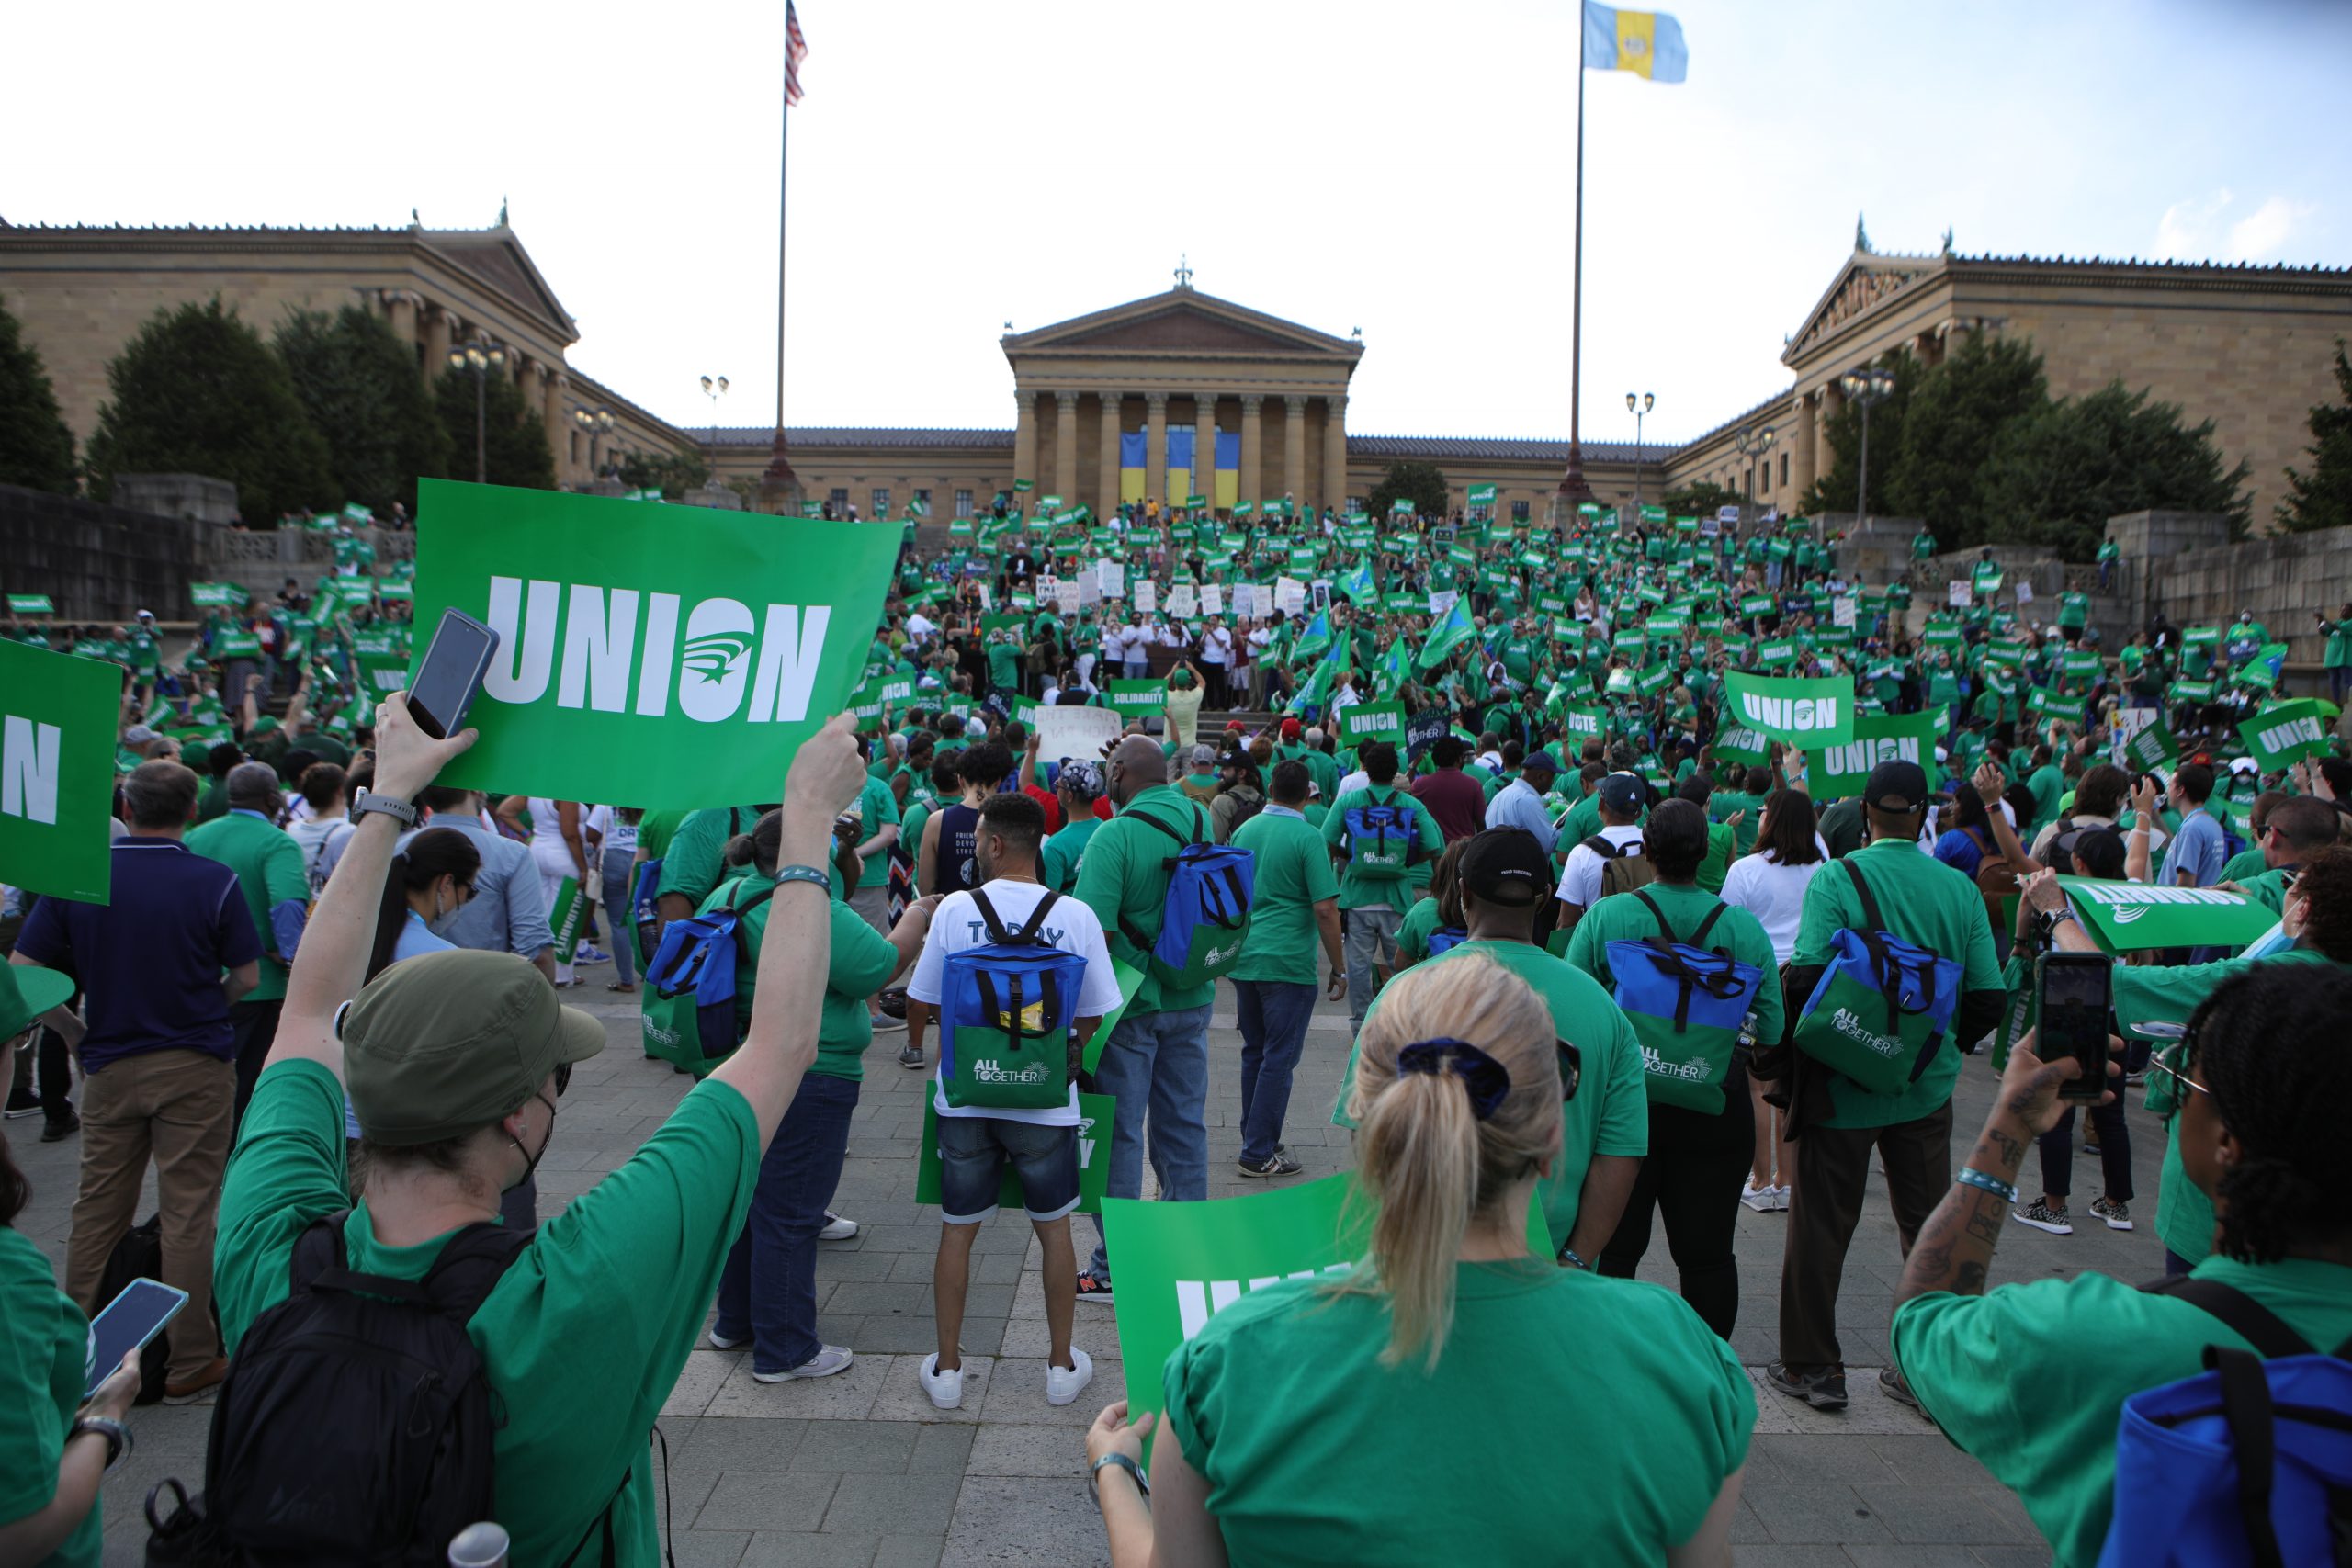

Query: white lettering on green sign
[1738,694,1840,732]
[2,716,62,826]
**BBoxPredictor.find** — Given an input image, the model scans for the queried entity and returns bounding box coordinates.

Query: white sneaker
[1045,1348,1094,1407]
[708,1327,747,1350]
[819,1212,859,1241]
[752,1344,854,1383]
[1739,1180,1779,1212]
[2012,1201,2074,1236]
[918,1352,964,1410]
[1771,1185,1792,1213]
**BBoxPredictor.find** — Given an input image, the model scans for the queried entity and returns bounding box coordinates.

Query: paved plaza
[16,972,2173,1566]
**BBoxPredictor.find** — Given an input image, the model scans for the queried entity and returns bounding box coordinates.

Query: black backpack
[98,1214,173,1405]
[146,1211,533,1566]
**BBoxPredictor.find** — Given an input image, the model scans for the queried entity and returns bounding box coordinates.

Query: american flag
[785,0,808,106]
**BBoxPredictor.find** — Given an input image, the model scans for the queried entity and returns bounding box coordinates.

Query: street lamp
[700,374,729,454]
[1838,364,1897,526]
[447,338,506,484]
[1626,391,1655,514]
[572,407,616,479]
[1733,423,1778,524]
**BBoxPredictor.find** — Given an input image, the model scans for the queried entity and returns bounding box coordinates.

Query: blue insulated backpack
[1792,859,1962,1097]
[1341,789,1423,881]
[938,887,1089,1111]
[1427,924,1469,958]
[640,875,774,1072]
[1119,806,1256,989]
[1605,890,1762,1114]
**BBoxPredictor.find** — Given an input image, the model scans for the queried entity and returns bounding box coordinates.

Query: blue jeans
[714,1070,858,1372]
[1086,1004,1213,1279]
[600,846,639,987]
[1234,980,1317,1165]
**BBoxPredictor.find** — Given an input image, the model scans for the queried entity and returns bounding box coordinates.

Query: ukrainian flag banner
[1583,0,1687,82]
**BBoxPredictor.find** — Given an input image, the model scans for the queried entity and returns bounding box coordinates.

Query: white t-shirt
[288,815,355,897]
[1200,626,1233,667]
[1719,848,1830,965]
[1559,823,1647,911]
[906,879,1124,1126]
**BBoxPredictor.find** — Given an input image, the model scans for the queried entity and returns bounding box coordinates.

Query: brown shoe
[163,1356,229,1404]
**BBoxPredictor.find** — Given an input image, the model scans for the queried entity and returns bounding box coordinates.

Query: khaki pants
[1777,1099,1953,1371]
[66,1048,234,1381]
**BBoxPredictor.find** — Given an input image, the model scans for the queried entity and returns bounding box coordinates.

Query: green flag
[6,594,54,615]
[1104,680,1167,719]
[1377,637,1415,696]
[1287,646,1345,716]
[1339,563,1377,604]
[1812,707,1946,800]
[1336,700,1406,749]
[1560,705,1606,746]
[2239,699,2334,772]
[1417,600,1476,671]
[1720,671,1855,747]
[2060,878,2279,954]
[0,640,120,903]
[1466,482,1498,506]
[1291,609,1333,661]
[190,581,246,608]
[410,479,899,809]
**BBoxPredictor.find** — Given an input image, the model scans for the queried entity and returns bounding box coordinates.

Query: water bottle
[1736,1009,1759,1065]
[447,1522,509,1568]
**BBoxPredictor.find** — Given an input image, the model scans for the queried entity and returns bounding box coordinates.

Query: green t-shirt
[1072,786,1216,1016]
[2216,846,2267,887]
[636,809,687,863]
[1393,893,1452,968]
[1039,813,1101,894]
[1694,820,1736,893]
[217,1060,761,1567]
[1321,785,1445,913]
[715,876,899,1080]
[1562,882,1783,1050]
[2025,764,2067,835]
[186,809,311,1002]
[985,642,1022,689]
[655,805,762,907]
[1164,1260,1752,1567]
[846,774,901,892]
[1337,940,1647,1249]
[1893,1256,2352,1568]
[0,1227,100,1567]
[1227,807,1338,984]
[1789,837,2003,1128]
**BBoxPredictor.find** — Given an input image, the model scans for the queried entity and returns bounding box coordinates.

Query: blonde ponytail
[1339,956,1562,1371]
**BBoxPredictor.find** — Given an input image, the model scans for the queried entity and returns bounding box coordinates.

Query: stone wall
[0,484,207,624]
[111,472,239,524]
[2111,511,2352,664]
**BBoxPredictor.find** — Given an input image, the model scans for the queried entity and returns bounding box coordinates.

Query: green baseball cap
[0,961,74,1044]
[344,950,605,1145]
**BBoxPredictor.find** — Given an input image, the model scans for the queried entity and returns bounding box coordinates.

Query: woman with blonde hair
[1082,954,1752,1567]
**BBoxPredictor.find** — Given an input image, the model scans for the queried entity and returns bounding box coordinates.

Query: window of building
[955,489,974,519]
[1511,500,1531,522]
[913,488,931,515]
[870,487,890,518]
[1759,462,1770,495]
[1781,452,1790,488]
[828,487,850,515]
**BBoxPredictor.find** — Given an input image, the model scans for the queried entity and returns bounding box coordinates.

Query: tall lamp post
[1626,391,1655,514]
[1733,423,1778,524]
[1839,364,1896,526]
[572,408,616,480]
[447,338,506,484]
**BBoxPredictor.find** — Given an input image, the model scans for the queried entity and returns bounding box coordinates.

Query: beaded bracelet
[1955,1166,2018,1205]
[773,864,831,895]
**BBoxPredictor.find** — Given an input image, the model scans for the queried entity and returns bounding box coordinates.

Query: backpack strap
[1633,887,1679,944]
[2208,1345,2290,1568]
[969,886,1014,945]
[2138,1276,2317,1359]
[1012,890,1061,944]
[290,1211,531,1325]
[1688,899,1730,951]
[1842,856,1889,932]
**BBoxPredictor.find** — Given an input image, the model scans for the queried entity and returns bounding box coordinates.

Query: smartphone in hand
[86,1277,187,1398]
[2035,951,2114,1103]
[406,608,501,740]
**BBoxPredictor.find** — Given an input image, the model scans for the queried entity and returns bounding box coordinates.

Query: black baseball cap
[1461,829,1552,907]
[1865,759,1931,813]
[1598,773,1645,813]
[1521,750,1559,776]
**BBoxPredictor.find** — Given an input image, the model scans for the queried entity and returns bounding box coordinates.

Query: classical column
[421,305,451,381]
[1097,389,1124,522]
[1193,392,1217,511]
[1815,380,1844,490]
[1145,392,1169,507]
[543,369,568,485]
[1238,394,1264,507]
[1283,395,1307,510]
[385,292,418,355]
[1791,389,1818,500]
[1054,391,1080,506]
[1012,390,1038,493]
[1323,394,1348,513]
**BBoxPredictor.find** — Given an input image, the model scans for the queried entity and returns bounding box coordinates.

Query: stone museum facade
[4,220,2348,527]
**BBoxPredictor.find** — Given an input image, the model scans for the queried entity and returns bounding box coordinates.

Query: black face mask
[506,1089,559,1193]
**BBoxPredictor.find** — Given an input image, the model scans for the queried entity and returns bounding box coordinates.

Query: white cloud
[2154,189,2232,260]
[2154,189,2317,264]
[2226,195,2317,261]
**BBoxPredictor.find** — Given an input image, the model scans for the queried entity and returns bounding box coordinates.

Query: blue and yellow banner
[1583,1,1687,82]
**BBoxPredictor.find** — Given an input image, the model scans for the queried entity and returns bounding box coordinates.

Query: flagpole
[1555,5,1597,513]
[760,19,799,507]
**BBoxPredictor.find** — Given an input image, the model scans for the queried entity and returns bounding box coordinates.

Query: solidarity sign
[411,480,901,809]
[0,639,119,903]
[2055,877,2278,953]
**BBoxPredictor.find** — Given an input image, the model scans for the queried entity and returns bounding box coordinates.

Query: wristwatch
[72,1416,131,1474]
[351,787,418,829]
[1090,1451,1149,1499]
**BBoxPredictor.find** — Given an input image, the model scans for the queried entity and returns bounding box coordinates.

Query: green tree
[1886,334,2048,551]
[617,446,711,498]
[1367,460,1451,521]
[1658,479,1742,519]
[276,306,451,516]
[434,367,556,491]
[0,293,77,493]
[1797,352,1918,520]
[84,298,334,523]
[1974,380,2251,559]
[2277,338,2352,534]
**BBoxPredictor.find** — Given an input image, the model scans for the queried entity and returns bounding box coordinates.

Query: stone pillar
[385,292,418,355]
[1791,389,1817,500]
[1054,391,1080,506]
[1815,380,1844,485]
[543,370,568,485]
[1238,394,1264,508]
[1145,393,1169,507]
[1013,390,1038,492]
[1323,394,1348,513]
[1097,389,1124,521]
[1283,395,1307,511]
[422,305,451,381]
[1193,393,1217,511]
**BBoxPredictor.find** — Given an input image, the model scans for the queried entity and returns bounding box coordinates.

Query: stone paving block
[910,1424,978,1474]
[1747,1367,1942,1436]
[977,1359,1100,1426]
[790,1420,919,1472]
[1742,1483,1896,1545]
[741,1531,877,1567]
[999,1312,1123,1362]
[1851,1483,2033,1545]
[824,1472,964,1535]
[872,1536,947,1568]
[671,1530,753,1568]
[1751,1431,1905,1484]
[666,1348,744,1417]
[708,1355,894,1420]
[1865,1434,2002,1488]
[826,1280,939,1317]
[1838,1545,1998,1567]
[695,1472,842,1532]
[940,1476,1107,1568]
[965,1422,1085,1478]
[1962,1546,2053,1568]
[1728,1499,1773,1543]
[670,1418,810,1476]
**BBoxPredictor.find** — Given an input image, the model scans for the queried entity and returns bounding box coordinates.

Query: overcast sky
[6,0,2346,448]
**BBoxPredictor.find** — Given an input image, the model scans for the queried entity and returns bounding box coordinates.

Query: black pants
[1780,1099,1954,1369]
[9,1022,75,1125]
[1600,1060,1756,1339]
[230,998,284,1132]
[2036,1099,2132,1204]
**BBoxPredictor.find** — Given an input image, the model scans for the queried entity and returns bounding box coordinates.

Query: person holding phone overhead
[0,962,146,1568]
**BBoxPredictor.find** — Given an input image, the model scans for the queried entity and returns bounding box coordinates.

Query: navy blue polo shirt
[16,838,261,1071]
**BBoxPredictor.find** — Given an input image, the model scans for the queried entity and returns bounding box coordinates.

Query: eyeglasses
[2145,1042,2207,1100]
[1555,1039,1583,1104]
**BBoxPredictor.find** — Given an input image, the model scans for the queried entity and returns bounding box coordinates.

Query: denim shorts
[935,1114,1080,1224]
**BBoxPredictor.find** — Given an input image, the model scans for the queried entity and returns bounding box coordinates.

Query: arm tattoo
[1955,1260,1988,1295]
[1980,1126,2025,1172]
[1894,1184,2009,1310]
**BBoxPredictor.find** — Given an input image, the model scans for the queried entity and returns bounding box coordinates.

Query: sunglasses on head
[2145,1039,2207,1100]
[1556,1039,1582,1104]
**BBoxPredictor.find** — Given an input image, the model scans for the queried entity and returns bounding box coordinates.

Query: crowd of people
[4,493,2349,1566]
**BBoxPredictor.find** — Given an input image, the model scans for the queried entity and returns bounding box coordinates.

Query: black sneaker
[1765,1360,1849,1411]
[1075,1270,1115,1303]
[898,1043,926,1070]
[40,1112,78,1143]
[4,1091,40,1120]
[1238,1150,1304,1177]
[1879,1365,1920,1410]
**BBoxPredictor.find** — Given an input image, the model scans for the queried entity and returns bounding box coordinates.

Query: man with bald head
[1069,736,1218,1301]
[187,760,311,1124]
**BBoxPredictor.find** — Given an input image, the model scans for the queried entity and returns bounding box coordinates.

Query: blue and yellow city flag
[1583,1,1687,82]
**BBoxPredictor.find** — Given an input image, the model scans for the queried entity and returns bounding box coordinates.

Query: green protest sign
[548,875,586,964]
[213,632,262,659]
[190,581,246,608]
[6,594,54,615]
[1105,680,1167,718]
[1813,707,1945,800]
[2061,650,2102,682]
[2239,700,2333,772]
[0,640,120,903]
[1337,700,1406,748]
[1466,482,1498,506]
[918,1093,1115,1213]
[410,479,899,809]
[2120,712,2178,771]
[1737,593,1773,617]
[1722,671,1853,746]
[2058,879,2278,954]
[1711,722,1772,768]
[1560,705,1606,743]
[1753,638,1798,668]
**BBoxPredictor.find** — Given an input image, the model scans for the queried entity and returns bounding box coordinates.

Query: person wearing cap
[12,760,263,1404]
[1756,758,2006,1414]
[1556,773,1648,925]
[1176,743,1222,809]
[213,694,871,1564]
[1324,743,1446,1032]
[1208,748,1264,845]
[1041,760,1106,894]
[1227,761,1345,1178]
[187,762,311,1125]
[1483,749,1558,853]
[1334,828,1645,1268]
[124,609,162,695]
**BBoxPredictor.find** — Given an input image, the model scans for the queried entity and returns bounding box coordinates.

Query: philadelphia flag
[1583,1,1688,83]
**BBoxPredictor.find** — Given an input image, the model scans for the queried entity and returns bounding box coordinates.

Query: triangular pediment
[1006,288,1359,359]
[419,227,578,344]
[1782,250,1944,367]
